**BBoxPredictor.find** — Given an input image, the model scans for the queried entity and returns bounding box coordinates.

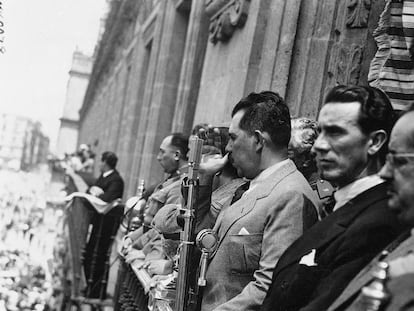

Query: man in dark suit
[84,151,124,298]
[88,151,124,202]
[261,85,403,311]
[328,107,414,311]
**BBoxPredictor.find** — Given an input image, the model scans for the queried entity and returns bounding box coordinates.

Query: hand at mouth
[199,154,228,175]
[228,153,234,164]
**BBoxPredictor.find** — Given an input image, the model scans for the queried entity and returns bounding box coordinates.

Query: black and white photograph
[0,1,414,311]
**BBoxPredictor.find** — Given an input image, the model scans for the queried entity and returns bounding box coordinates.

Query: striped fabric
[369,0,414,111]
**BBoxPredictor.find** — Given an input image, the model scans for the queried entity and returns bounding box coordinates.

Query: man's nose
[379,161,393,181]
[312,135,329,154]
[225,141,232,153]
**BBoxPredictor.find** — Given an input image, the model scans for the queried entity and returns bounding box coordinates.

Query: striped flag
[369,0,414,111]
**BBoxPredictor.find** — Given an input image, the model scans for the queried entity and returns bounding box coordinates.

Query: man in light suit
[328,107,414,311]
[260,85,403,311]
[200,91,319,311]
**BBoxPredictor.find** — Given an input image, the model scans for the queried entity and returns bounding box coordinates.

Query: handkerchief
[299,249,318,266]
[238,227,250,235]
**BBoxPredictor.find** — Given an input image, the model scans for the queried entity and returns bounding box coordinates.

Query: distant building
[56,50,93,157]
[0,114,49,170]
[21,121,50,171]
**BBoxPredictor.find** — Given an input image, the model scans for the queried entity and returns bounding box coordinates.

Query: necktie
[321,191,336,218]
[230,181,250,205]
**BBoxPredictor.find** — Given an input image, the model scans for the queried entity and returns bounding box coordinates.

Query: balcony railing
[61,172,177,311]
[61,173,124,310]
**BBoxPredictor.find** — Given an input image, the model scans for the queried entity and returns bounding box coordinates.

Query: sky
[0,0,108,153]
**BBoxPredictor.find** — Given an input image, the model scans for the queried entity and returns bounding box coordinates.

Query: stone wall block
[172,0,209,134]
[129,2,166,191]
[285,0,339,118]
[137,1,189,185]
[194,0,262,127]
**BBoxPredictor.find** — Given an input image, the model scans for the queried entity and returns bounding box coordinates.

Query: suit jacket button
[280,281,288,290]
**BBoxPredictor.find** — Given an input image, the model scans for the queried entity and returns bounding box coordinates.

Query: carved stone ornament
[205,0,251,44]
[346,0,372,28]
[325,43,364,93]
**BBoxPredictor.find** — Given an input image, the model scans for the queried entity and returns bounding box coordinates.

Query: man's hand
[195,126,230,184]
[199,153,229,175]
[198,153,228,186]
[121,236,133,256]
[144,259,173,276]
[89,186,104,197]
[125,249,145,264]
[198,126,226,154]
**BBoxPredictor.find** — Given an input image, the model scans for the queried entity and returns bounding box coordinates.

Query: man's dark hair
[170,133,189,161]
[101,151,118,169]
[324,85,395,163]
[231,91,291,148]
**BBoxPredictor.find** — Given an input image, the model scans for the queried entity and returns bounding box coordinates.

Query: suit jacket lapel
[275,183,389,274]
[212,160,297,253]
[329,232,414,311]
[274,217,346,273]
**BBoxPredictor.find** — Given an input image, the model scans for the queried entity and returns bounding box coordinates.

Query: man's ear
[174,151,181,161]
[367,130,387,156]
[254,130,265,152]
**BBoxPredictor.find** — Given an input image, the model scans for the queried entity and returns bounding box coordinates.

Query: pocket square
[299,249,318,266]
[238,227,250,235]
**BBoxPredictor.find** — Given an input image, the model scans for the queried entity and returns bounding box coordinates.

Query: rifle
[128,179,146,231]
[175,136,204,311]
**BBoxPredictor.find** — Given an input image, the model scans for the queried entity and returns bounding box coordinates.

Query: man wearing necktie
[328,105,414,311]
[83,151,124,298]
[260,85,403,311]
[199,91,319,311]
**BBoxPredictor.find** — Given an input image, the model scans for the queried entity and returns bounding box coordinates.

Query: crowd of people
[61,144,95,175]
[0,168,66,311]
[0,250,49,311]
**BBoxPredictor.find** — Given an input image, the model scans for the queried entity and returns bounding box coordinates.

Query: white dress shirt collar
[333,174,384,212]
[103,169,114,178]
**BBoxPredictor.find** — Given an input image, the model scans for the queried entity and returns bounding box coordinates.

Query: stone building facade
[78,0,386,197]
[56,50,93,157]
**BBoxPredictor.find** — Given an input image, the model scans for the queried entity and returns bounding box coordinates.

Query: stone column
[254,0,302,98]
[138,0,190,185]
[128,2,166,193]
[171,0,209,134]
